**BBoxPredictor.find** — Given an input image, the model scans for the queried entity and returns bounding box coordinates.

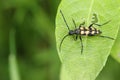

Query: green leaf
[111,27,120,63]
[60,65,72,80]
[55,0,120,80]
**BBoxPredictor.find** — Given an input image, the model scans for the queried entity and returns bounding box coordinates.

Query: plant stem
[9,28,20,80]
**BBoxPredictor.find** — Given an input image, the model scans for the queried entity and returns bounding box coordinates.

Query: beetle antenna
[60,10,70,31]
[59,34,69,52]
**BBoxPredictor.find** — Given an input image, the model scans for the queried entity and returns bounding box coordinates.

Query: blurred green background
[0,0,61,80]
[0,0,120,80]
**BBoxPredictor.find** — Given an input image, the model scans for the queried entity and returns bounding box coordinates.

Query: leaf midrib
[87,0,94,25]
[83,0,95,77]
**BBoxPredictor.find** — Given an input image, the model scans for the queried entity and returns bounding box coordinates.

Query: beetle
[59,10,114,54]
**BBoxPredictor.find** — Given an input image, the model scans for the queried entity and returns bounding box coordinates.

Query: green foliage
[55,0,120,80]
[96,56,120,80]
[0,0,60,80]
[9,29,20,80]
[111,28,120,63]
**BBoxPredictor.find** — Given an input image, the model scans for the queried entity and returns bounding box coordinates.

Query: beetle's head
[69,30,75,35]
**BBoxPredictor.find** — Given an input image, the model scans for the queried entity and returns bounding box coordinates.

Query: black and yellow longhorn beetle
[59,10,114,54]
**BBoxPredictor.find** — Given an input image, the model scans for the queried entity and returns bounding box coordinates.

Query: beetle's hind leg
[92,13,98,24]
[99,35,114,40]
[94,20,111,27]
[89,13,111,28]
[89,20,111,28]
[89,13,99,28]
